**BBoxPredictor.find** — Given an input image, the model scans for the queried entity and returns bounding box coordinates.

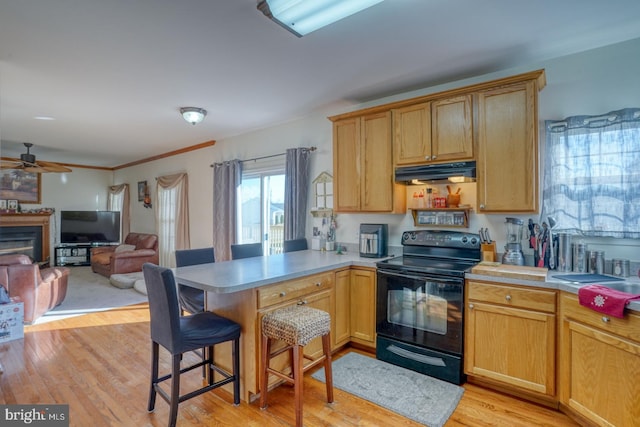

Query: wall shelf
[410,208,471,228]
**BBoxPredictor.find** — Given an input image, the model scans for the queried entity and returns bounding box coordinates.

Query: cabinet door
[361,111,395,211]
[477,81,538,212]
[559,295,640,426]
[431,95,473,162]
[560,319,640,426]
[334,269,351,347]
[393,102,432,165]
[333,117,361,211]
[465,301,556,396]
[350,268,376,346]
[258,289,333,389]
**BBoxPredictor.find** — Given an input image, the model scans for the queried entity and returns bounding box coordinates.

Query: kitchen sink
[598,282,640,295]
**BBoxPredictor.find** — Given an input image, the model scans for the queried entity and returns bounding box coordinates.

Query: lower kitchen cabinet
[350,268,377,347]
[559,293,640,426]
[465,280,557,400]
[334,269,351,347]
[256,272,334,390]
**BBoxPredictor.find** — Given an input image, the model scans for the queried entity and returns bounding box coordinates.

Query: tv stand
[55,245,92,266]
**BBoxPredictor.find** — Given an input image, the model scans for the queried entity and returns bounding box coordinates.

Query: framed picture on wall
[0,169,41,203]
[138,181,147,202]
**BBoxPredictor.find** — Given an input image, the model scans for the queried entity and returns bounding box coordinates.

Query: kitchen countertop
[173,249,392,294]
[466,264,640,313]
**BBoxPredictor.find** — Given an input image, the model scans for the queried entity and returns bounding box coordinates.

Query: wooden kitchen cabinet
[332,112,405,213]
[256,272,335,390]
[559,293,640,426]
[350,268,376,347]
[393,102,432,165]
[334,268,351,347]
[465,280,557,401]
[393,96,473,167]
[476,79,541,212]
[431,95,474,162]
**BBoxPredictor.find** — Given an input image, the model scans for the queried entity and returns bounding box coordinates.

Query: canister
[612,258,630,277]
[588,250,605,274]
[572,242,588,273]
[557,233,572,272]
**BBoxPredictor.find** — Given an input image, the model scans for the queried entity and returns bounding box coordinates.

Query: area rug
[311,352,463,427]
[32,266,148,324]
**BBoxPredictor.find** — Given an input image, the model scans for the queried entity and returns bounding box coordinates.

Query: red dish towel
[578,284,640,318]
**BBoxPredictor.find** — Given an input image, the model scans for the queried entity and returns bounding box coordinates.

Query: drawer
[467,281,556,313]
[561,293,640,342]
[257,272,333,309]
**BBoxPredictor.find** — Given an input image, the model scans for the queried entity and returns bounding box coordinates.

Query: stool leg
[169,354,181,427]
[233,336,240,405]
[148,341,159,412]
[259,334,271,409]
[293,344,304,427]
[322,333,334,403]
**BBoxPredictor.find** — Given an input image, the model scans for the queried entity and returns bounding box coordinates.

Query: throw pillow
[114,244,136,253]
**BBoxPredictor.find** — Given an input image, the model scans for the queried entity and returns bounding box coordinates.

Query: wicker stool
[260,305,334,427]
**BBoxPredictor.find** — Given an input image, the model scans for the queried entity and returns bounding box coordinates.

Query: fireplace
[0,213,52,263]
[0,226,41,261]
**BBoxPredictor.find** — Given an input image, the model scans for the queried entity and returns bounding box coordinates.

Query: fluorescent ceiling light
[258,0,384,37]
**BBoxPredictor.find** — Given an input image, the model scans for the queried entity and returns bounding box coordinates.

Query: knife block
[481,243,497,262]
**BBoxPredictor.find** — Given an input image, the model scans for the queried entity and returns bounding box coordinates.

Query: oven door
[376,268,464,355]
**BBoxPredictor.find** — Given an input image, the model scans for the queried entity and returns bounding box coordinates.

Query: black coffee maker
[359,224,388,258]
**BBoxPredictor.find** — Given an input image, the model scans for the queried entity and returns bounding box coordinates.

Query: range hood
[395,161,476,185]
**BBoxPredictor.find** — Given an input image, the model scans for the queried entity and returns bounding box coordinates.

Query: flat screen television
[60,210,121,244]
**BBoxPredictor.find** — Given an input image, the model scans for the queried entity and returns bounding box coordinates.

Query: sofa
[90,232,159,278]
[0,254,70,324]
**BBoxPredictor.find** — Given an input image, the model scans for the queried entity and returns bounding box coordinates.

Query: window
[237,158,285,255]
[541,108,640,238]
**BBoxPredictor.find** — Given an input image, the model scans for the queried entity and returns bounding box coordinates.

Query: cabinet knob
[432,155,437,160]
[297,300,308,305]
[468,303,474,309]
[602,316,610,323]
[505,295,512,301]
[315,282,321,286]
[479,204,485,209]
[279,292,286,297]
[425,156,431,160]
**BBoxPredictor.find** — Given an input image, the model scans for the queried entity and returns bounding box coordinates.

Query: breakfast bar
[173,249,387,402]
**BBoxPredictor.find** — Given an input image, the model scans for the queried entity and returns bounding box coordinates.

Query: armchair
[0,254,70,324]
[90,232,159,278]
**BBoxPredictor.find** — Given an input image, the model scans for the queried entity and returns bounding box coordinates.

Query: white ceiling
[2,0,640,167]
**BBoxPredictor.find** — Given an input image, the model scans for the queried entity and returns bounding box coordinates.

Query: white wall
[68,37,640,263]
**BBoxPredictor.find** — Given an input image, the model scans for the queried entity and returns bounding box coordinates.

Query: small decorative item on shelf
[446,185,461,207]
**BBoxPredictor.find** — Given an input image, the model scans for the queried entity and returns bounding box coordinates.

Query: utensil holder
[481,243,497,262]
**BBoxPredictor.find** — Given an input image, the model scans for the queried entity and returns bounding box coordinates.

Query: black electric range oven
[376,230,480,385]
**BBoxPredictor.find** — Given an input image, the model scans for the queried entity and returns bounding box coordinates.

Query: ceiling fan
[0,143,72,173]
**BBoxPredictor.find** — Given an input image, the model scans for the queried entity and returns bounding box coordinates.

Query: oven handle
[377,269,463,285]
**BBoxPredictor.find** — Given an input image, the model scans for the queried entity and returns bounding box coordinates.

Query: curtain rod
[210,146,316,167]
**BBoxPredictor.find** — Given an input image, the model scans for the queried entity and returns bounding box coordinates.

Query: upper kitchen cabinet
[393,102,432,165]
[431,95,474,162]
[477,72,545,213]
[393,96,473,167]
[332,111,405,213]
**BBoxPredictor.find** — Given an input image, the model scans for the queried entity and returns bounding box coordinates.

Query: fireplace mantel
[0,213,53,262]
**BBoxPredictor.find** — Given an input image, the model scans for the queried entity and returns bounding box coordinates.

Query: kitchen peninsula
[173,249,389,402]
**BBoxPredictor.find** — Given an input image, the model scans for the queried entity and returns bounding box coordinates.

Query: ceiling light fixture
[180,107,207,125]
[257,0,384,37]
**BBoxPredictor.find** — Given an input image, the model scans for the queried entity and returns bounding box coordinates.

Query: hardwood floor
[1,303,579,426]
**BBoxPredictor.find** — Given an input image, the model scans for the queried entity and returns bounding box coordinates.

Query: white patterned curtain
[107,184,130,240]
[156,173,190,267]
[213,160,242,261]
[284,148,311,240]
[541,108,640,238]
